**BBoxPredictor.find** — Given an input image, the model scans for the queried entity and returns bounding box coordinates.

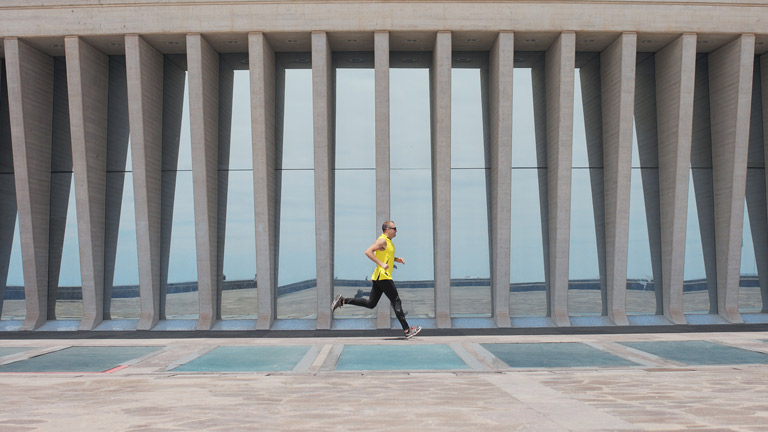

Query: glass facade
[626,126,657,315]
[2,216,24,320]
[510,68,547,317]
[568,68,602,316]
[55,174,83,320]
[450,65,490,317]
[221,70,257,320]
[276,65,316,319]
[165,73,199,320]
[333,66,376,319]
[390,66,434,318]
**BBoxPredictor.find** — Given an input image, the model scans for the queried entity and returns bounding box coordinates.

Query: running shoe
[331,294,344,312]
[404,326,422,339]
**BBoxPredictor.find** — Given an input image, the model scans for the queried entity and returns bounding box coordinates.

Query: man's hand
[394,257,405,265]
[380,263,389,271]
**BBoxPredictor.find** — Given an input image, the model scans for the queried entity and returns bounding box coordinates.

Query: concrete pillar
[531,55,551,316]
[708,34,755,323]
[374,31,392,329]
[250,32,278,330]
[125,34,164,330]
[47,58,72,321]
[102,56,130,320]
[0,65,14,316]
[65,36,109,330]
[158,57,186,319]
[4,38,54,330]
[216,58,234,324]
[546,32,576,327]
[187,33,220,330]
[312,31,334,330]
[634,53,664,315]
[578,55,607,316]
[691,54,718,314]
[600,33,637,325]
[488,31,514,327]
[432,31,452,328]
[655,33,697,324]
[745,57,768,313]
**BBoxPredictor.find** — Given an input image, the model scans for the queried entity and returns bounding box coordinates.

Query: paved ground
[1,329,768,431]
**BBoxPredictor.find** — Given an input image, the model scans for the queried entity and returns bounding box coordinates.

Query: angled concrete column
[312,31,334,330]
[545,32,575,327]
[745,57,768,313]
[65,36,109,330]
[374,31,392,329]
[47,58,72,321]
[655,33,697,324]
[431,31,452,328]
[634,53,664,315]
[578,55,607,316]
[250,32,278,330]
[708,34,755,323]
[531,56,551,312]
[216,59,234,325]
[102,56,130,320]
[4,38,54,330]
[125,34,164,330]
[488,31,514,327]
[600,33,636,325]
[159,58,186,319]
[691,54,718,314]
[187,33,220,330]
[0,66,14,316]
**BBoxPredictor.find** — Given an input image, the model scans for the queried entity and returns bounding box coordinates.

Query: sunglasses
[388,227,397,231]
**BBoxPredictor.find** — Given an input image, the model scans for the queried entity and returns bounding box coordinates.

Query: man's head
[382,220,397,239]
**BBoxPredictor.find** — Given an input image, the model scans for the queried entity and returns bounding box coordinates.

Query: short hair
[382,220,395,232]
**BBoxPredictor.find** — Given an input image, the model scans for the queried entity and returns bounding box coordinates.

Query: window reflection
[450,65,490,317]
[390,67,434,318]
[739,197,760,313]
[568,68,603,317]
[108,167,140,319]
[683,169,711,314]
[741,166,767,313]
[390,169,434,318]
[510,168,547,316]
[510,68,547,317]
[333,67,376,319]
[221,70,257,320]
[55,174,83,320]
[276,63,316,319]
[2,216,24,320]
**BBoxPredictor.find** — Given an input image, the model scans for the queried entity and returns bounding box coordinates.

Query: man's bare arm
[364,237,388,269]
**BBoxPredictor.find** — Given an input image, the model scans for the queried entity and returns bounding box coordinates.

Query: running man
[331,221,422,339]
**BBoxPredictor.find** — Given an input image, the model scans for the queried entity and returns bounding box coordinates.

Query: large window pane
[390,169,434,318]
[333,67,376,319]
[739,197,760,313]
[56,174,82,320]
[166,170,198,319]
[626,168,656,315]
[683,169,710,314]
[390,67,433,318]
[510,168,547,316]
[334,170,376,319]
[568,168,602,316]
[391,68,431,169]
[568,69,602,316]
[511,69,538,168]
[742,167,767,313]
[276,65,315,320]
[109,167,140,319]
[277,170,316,319]
[2,216,24,320]
[450,66,490,317]
[221,70,257,320]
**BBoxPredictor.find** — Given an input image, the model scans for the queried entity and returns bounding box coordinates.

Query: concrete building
[0,0,767,332]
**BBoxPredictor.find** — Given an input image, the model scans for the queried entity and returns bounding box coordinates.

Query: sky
[3,66,760,289]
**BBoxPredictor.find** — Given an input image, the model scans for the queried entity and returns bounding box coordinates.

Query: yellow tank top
[371,234,395,281]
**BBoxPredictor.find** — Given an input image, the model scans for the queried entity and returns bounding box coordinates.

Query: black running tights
[345,279,409,331]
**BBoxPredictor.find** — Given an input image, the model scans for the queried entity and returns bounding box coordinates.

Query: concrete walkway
[1,330,768,431]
